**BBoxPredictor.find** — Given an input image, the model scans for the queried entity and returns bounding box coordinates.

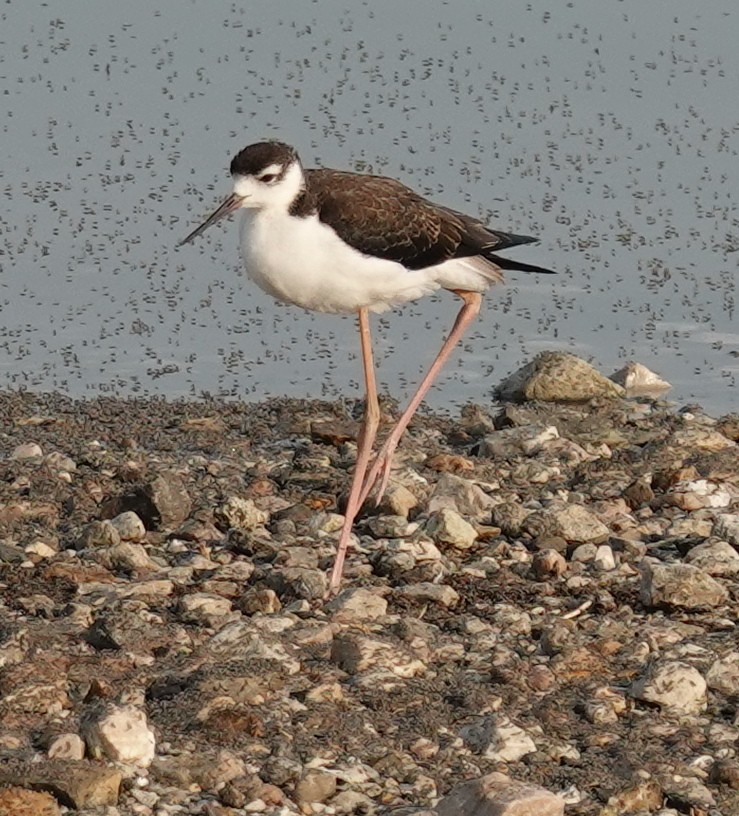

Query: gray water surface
[1,1,737,414]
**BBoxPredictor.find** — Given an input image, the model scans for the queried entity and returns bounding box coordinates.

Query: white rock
[630,660,707,713]
[425,508,478,549]
[109,511,147,542]
[326,588,388,622]
[436,771,563,816]
[82,704,156,766]
[706,652,739,696]
[10,442,43,460]
[593,544,616,571]
[460,715,537,762]
[610,362,671,394]
[684,540,739,575]
[48,732,85,760]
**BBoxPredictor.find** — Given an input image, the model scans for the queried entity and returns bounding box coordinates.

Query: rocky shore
[0,357,737,816]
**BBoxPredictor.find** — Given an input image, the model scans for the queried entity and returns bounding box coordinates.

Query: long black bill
[178,192,245,246]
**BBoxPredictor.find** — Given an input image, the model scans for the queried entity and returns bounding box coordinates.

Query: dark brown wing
[298,169,539,270]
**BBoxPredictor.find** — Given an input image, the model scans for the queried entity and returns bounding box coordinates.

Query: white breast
[238,210,441,314]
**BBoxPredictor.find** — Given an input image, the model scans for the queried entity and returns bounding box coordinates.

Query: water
[1,1,737,415]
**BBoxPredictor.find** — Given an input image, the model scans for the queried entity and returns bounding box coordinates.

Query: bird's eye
[259,173,278,183]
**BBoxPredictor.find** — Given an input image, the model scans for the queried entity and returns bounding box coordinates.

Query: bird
[180,140,554,596]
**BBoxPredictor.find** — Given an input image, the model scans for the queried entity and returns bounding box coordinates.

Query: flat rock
[640,561,729,609]
[326,587,388,622]
[497,351,625,402]
[523,503,609,544]
[630,660,707,713]
[435,771,563,816]
[684,539,739,575]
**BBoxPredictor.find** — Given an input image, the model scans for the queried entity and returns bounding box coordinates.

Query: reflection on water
[1,0,736,414]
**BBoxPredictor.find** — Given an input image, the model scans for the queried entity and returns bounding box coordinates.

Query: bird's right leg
[357,290,482,507]
[327,308,380,596]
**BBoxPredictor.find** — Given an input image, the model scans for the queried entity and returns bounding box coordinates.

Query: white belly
[238,211,441,314]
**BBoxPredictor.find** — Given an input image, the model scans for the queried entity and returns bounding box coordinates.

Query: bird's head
[179,140,304,245]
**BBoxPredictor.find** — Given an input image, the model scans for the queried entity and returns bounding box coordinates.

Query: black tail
[489,253,555,275]
[489,230,539,251]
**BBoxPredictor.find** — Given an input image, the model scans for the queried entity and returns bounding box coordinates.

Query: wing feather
[299,169,536,270]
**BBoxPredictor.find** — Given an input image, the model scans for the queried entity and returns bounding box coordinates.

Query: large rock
[435,772,563,816]
[640,561,729,609]
[460,716,537,762]
[425,508,478,549]
[497,352,625,402]
[0,787,60,816]
[81,703,156,767]
[523,504,609,544]
[630,660,707,713]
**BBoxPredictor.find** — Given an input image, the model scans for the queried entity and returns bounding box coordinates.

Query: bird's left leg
[358,290,482,507]
[327,308,380,596]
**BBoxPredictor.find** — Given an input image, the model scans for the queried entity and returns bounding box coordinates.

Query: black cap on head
[230,141,299,177]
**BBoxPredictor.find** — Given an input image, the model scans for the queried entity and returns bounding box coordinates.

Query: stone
[77,520,121,549]
[44,764,122,808]
[326,587,388,622]
[142,472,191,528]
[435,771,563,816]
[523,504,609,544]
[497,351,625,402]
[267,567,327,600]
[713,513,739,547]
[593,544,616,571]
[640,561,729,609]
[531,549,567,579]
[178,593,233,624]
[427,473,494,518]
[216,497,269,531]
[630,660,707,713]
[478,424,559,458]
[705,652,739,696]
[331,634,425,678]
[109,510,146,542]
[10,443,43,461]
[425,508,478,549]
[48,732,85,760]
[684,539,739,575]
[96,541,159,571]
[610,362,671,395]
[294,770,338,804]
[395,583,459,608]
[0,787,60,816]
[376,483,419,518]
[81,703,156,766]
[711,759,739,790]
[239,588,282,615]
[460,715,537,762]
[491,502,532,537]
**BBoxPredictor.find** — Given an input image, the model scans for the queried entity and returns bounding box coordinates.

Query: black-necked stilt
[180,140,554,595]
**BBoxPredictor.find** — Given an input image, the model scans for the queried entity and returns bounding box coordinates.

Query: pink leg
[358,290,482,508]
[327,308,380,596]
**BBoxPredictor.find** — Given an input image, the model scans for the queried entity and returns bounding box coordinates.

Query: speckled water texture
[1,1,737,412]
